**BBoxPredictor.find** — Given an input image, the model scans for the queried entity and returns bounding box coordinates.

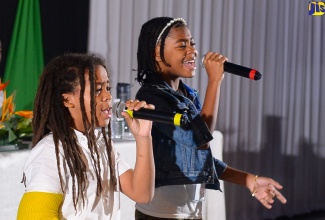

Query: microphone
[112,101,187,126]
[201,57,262,81]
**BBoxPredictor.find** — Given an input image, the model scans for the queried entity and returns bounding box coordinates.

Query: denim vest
[136,76,227,191]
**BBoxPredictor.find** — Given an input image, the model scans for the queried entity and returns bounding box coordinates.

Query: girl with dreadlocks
[17,53,155,219]
[134,17,287,219]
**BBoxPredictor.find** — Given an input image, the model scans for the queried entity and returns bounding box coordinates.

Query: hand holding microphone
[201,53,262,81]
[117,100,154,138]
[112,101,187,126]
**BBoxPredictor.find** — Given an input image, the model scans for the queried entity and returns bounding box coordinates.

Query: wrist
[134,135,152,140]
[248,174,258,196]
[207,78,223,87]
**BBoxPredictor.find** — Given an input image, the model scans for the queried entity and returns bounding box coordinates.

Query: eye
[177,41,186,48]
[95,85,103,94]
[95,84,111,95]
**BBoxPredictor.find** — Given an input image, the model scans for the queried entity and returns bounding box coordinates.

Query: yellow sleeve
[17,192,64,220]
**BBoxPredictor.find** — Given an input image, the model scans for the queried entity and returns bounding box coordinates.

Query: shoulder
[26,134,57,166]
[23,134,63,193]
[136,84,179,111]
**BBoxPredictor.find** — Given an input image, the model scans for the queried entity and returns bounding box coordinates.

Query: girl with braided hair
[17,53,155,219]
[134,17,287,219]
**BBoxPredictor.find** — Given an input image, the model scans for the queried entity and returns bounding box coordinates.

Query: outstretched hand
[121,99,154,138]
[250,175,287,209]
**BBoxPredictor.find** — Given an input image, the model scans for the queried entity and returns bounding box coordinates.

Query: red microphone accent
[249,70,257,80]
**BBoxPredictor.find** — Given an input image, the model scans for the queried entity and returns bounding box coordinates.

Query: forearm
[201,80,222,132]
[130,135,155,203]
[219,166,256,192]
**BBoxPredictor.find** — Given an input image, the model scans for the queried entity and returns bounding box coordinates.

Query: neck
[160,75,180,91]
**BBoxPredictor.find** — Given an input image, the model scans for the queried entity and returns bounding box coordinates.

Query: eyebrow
[175,37,194,43]
[95,81,110,86]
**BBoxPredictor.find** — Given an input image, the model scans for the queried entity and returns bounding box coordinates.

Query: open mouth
[183,60,196,70]
[101,107,112,118]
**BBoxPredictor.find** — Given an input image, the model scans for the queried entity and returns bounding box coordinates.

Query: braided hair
[32,53,117,210]
[136,17,187,85]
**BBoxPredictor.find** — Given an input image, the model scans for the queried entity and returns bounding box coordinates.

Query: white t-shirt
[136,184,205,219]
[23,130,131,219]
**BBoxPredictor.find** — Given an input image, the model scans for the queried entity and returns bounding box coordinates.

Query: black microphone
[201,57,262,81]
[112,101,187,126]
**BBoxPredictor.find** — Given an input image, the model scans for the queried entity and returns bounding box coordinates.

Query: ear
[155,45,162,62]
[62,94,75,108]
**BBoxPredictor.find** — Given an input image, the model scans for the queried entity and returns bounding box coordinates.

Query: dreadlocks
[136,17,187,85]
[32,53,117,210]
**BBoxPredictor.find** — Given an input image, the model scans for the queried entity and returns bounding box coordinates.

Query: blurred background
[0,0,324,219]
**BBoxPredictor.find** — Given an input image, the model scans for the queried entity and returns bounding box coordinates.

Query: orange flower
[1,90,15,122]
[15,110,33,119]
[0,79,9,91]
[0,79,33,143]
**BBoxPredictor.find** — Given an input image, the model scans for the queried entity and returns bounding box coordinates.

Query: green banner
[4,0,44,111]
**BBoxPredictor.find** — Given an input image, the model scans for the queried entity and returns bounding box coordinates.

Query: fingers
[254,187,275,209]
[274,189,287,204]
[202,52,228,82]
[121,99,153,138]
[254,183,287,209]
[272,180,284,190]
[260,197,273,209]
[203,51,228,66]
[124,99,155,111]
[121,99,155,122]
[268,180,287,203]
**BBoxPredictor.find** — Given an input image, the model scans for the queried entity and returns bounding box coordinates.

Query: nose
[193,49,198,58]
[102,89,112,103]
[187,48,198,58]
